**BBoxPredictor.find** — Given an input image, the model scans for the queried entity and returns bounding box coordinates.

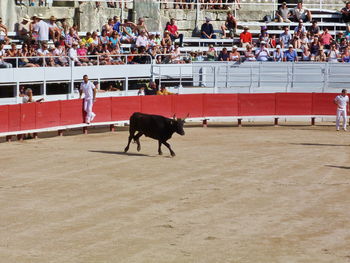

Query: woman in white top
[273,45,283,62]
[327,44,340,63]
[244,45,256,61]
[229,45,241,62]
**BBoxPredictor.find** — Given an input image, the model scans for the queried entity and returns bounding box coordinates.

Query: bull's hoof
[137,146,141,152]
[171,152,176,157]
[158,151,163,155]
[124,147,129,153]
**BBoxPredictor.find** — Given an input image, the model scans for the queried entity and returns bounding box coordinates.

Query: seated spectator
[273,45,283,62]
[308,20,320,37]
[69,42,84,66]
[218,48,230,61]
[138,87,145,96]
[276,2,292,23]
[21,88,44,103]
[207,44,217,61]
[327,43,340,62]
[121,19,137,44]
[109,31,120,48]
[17,15,31,43]
[37,41,55,66]
[48,16,61,43]
[255,41,270,61]
[341,47,350,62]
[221,11,237,39]
[144,81,157,95]
[283,44,298,62]
[269,34,277,48]
[52,41,68,66]
[319,27,333,49]
[77,42,92,66]
[279,26,292,48]
[299,32,309,50]
[309,36,321,58]
[136,30,149,48]
[292,28,302,49]
[99,29,110,45]
[339,37,348,53]
[201,17,216,39]
[341,2,350,33]
[315,47,327,62]
[81,32,94,47]
[258,27,270,47]
[294,20,306,34]
[157,85,174,95]
[0,17,10,44]
[18,43,39,67]
[6,43,19,67]
[65,28,80,48]
[166,18,184,47]
[91,31,100,46]
[229,45,241,62]
[244,45,256,61]
[240,26,252,48]
[136,17,149,36]
[301,46,311,61]
[292,2,312,22]
[170,44,184,63]
[102,18,114,36]
[161,31,173,53]
[113,16,121,34]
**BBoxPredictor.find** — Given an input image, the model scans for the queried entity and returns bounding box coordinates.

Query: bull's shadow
[89,150,154,157]
[325,165,350,170]
[290,143,349,147]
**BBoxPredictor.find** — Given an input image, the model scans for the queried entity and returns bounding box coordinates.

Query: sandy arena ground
[0,123,350,263]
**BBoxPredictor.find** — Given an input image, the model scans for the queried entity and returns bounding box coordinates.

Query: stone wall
[1,0,347,34]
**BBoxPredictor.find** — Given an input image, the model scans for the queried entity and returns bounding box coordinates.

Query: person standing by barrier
[334,89,349,131]
[79,75,96,124]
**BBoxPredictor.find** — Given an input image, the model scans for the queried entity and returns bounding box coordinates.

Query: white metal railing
[156,0,345,19]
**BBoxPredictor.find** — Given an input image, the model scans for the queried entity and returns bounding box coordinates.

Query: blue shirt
[113,22,121,33]
[284,50,298,61]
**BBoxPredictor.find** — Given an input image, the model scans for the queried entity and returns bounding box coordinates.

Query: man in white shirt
[0,42,12,68]
[135,30,148,48]
[79,75,96,124]
[334,89,349,131]
[255,41,270,61]
[36,14,49,43]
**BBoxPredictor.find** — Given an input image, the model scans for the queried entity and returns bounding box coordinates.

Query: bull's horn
[184,113,190,120]
[173,114,176,120]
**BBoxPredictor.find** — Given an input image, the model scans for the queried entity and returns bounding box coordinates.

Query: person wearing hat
[48,16,62,43]
[17,15,31,42]
[341,2,350,33]
[229,45,241,62]
[276,2,291,23]
[201,17,216,39]
[240,26,252,48]
[36,14,49,44]
[283,44,298,62]
[273,44,283,62]
[255,41,271,61]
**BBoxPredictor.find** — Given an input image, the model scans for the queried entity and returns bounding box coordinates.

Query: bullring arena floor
[1,123,350,263]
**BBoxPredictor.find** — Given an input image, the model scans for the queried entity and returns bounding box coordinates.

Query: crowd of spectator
[161,0,240,9]
[1,1,350,68]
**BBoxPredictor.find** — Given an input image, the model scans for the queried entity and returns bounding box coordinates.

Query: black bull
[124,112,187,157]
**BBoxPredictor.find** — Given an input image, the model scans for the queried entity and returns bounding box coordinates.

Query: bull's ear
[173,114,176,120]
[185,113,190,120]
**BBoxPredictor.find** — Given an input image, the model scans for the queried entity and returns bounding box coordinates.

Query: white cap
[232,45,238,49]
[288,44,293,48]
[276,45,281,49]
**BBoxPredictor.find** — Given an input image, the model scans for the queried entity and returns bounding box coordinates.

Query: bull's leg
[124,129,136,153]
[158,140,163,155]
[162,141,175,157]
[134,132,143,152]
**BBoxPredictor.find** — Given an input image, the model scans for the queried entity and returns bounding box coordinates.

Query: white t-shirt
[80,81,95,100]
[335,95,349,110]
[135,35,148,47]
[255,48,269,61]
[37,48,50,56]
[37,20,49,41]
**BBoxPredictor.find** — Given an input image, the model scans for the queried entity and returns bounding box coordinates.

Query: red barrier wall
[0,105,9,133]
[0,93,339,135]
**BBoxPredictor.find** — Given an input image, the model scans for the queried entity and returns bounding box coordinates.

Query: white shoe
[336,128,340,131]
[344,128,347,131]
[90,113,96,122]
